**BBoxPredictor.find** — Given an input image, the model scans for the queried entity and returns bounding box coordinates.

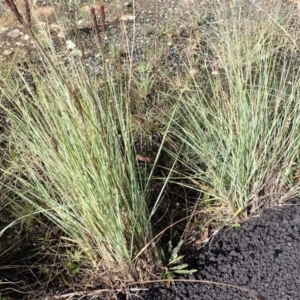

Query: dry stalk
[4,0,24,24]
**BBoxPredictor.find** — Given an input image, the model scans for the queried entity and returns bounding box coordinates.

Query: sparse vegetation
[1,0,300,298]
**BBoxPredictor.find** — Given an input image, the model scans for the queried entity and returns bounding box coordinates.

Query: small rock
[57,32,65,39]
[0,27,8,34]
[71,49,82,57]
[119,14,135,21]
[7,29,22,38]
[22,34,30,41]
[3,49,14,56]
[66,40,76,50]
[123,1,132,8]
[77,20,84,26]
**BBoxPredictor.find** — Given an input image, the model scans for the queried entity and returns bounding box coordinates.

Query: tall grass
[171,1,300,217]
[0,0,183,287]
[0,45,170,281]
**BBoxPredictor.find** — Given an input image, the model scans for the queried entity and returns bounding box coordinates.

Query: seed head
[90,6,95,15]
[99,4,107,31]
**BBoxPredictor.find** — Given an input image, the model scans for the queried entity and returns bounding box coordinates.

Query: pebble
[119,14,135,21]
[22,35,30,41]
[3,49,14,56]
[7,29,22,38]
[66,40,76,50]
[0,27,8,34]
[123,2,132,8]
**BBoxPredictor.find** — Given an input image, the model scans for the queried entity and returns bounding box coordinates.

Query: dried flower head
[90,5,102,47]
[90,6,95,15]
[99,4,107,31]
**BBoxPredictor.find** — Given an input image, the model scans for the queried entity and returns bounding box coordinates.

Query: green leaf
[71,265,80,275]
[169,263,189,271]
[169,240,184,263]
[160,270,167,279]
[168,254,184,266]
[231,223,241,228]
[168,240,173,254]
[174,269,198,274]
[173,240,184,254]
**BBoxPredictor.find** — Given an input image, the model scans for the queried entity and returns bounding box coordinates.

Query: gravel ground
[0,0,208,59]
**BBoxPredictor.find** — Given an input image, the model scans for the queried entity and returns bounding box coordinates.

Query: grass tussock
[171,1,300,218]
[0,53,173,285]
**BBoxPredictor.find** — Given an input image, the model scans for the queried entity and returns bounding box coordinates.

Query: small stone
[66,40,76,50]
[57,32,65,39]
[22,34,30,41]
[0,27,8,34]
[7,29,21,38]
[123,1,131,7]
[71,49,82,57]
[3,49,13,56]
[119,14,135,21]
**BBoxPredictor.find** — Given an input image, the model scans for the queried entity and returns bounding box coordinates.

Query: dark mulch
[126,198,300,300]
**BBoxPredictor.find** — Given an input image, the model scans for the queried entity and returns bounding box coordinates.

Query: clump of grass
[0,49,169,287]
[0,0,189,288]
[171,1,300,219]
[0,0,187,292]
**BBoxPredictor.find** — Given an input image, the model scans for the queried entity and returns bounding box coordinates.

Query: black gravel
[129,199,300,300]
